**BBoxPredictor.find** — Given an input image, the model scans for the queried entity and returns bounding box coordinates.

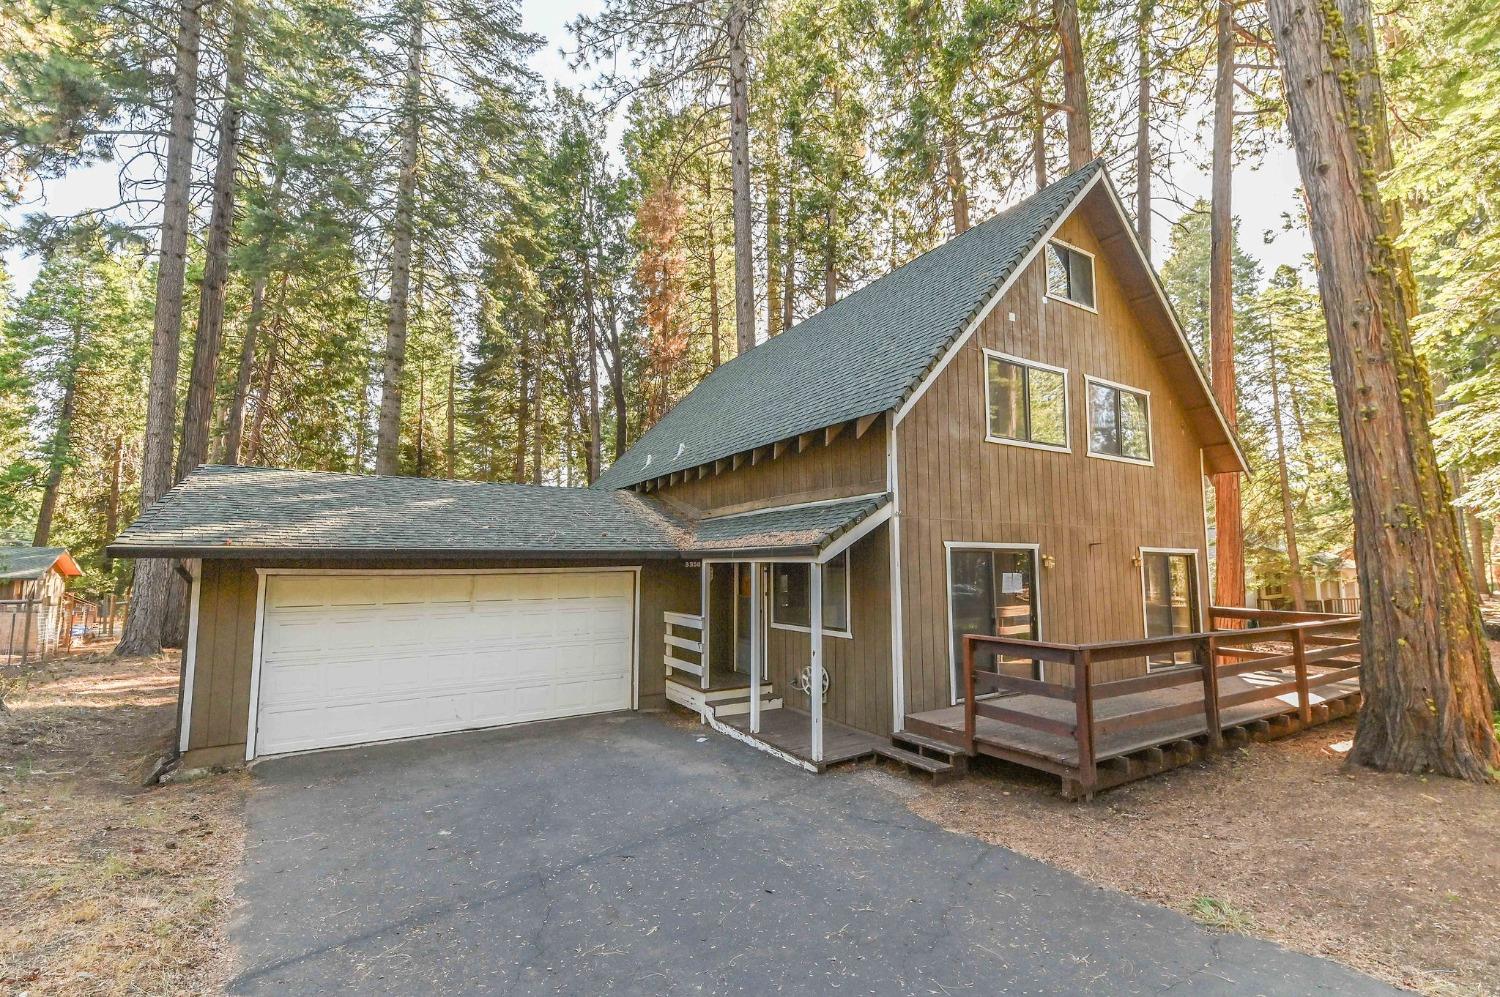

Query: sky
[2,0,1313,293]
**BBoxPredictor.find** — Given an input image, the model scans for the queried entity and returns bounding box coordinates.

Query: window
[1046,241,1095,309]
[1087,378,1151,462]
[948,545,1040,696]
[1141,550,1199,669]
[985,352,1068,450]
[771,552,850,636]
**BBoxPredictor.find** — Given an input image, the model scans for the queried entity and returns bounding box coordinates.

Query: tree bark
[1054,0,1092,170]
[177,5,246,482]
[707,208,722,369]
[944,126,970,235]
[1268,0,1498,779]
[823,205,837,307]
[1210,0,1244,609]
[222,272,266,463]
[781,184,796,331]
[245,323,277,466]
[766,162,782,337]
[1134,0,1152,255]
[118,0,203,658]
[1030,47,1048,188]
[33,324,82,547]
[1267,330,1306,610]
[727,0,755,357]
[374,3,423,475]
[445,363,455,478]
[581,247,601,483]
[1466,509,1490,596]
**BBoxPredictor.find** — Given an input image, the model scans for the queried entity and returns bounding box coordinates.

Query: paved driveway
[230,714,1396,995]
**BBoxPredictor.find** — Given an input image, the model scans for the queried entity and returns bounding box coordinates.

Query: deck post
[749,561,763,735]
[1073,649,1096,793]
[1199,635,1223,749]
[1292,626,1312,725]
[810,560,824,764]
[963,636,977,756]
[700,562,711,691]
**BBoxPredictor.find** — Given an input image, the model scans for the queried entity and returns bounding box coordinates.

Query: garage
[248,569,638,757]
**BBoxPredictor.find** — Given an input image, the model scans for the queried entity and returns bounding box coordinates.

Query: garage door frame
[243,566,642,761]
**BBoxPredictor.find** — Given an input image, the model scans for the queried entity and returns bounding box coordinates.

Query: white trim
[817,502,892,563]
[1042,237,1098,313]
[700,560,711,690]
[178,560,202,753]
[1138,547,1203,672]
[944,541,1044,705]
[749,561,763,734]
[769,553,853,639]
[981,348,1072,453]
[245,565,642,761]
[702,709,818,772]
[699,490,889,523]
[1083,374,1154,466]
[887,416,907,732]
[894,171,1105,427]
[809,560,824,763]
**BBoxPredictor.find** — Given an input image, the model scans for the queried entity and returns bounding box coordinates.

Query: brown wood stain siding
[651,425,886,516]
[896,207,1211,715]
[183,557,700,763]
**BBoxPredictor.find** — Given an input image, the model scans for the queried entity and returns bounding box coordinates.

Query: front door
[948,546,1040,696]
[733,563,757,675]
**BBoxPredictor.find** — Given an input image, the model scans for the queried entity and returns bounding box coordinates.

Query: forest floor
[0,645,246,996]
[907,627,1500,997]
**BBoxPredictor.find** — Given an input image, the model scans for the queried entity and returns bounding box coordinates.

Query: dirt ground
[0,647,247,996]
[907,637,1500,997]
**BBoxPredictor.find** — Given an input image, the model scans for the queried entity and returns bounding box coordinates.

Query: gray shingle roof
[109,465,889,560]
[0,546,75,580]
[594,161,1104,490]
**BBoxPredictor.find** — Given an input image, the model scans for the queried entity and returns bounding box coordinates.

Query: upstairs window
[1087,377,1152,463]
[985,351,1069,451]
[1046,240,1095,310]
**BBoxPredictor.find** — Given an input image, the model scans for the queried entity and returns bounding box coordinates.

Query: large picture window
[771,552,850,637]
[985,351,1068,450]
[1087,378,1151,463]
[1045,240,1095,310]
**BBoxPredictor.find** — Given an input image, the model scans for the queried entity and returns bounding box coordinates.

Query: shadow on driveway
[230,713,1396,995]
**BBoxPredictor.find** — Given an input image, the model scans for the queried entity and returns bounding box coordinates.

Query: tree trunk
[766,163,782,337]
[707,211,722,369]
[944,125,970,235]
[34,323,81,547]
[177,6,246,482]
[118,0,203,658]
[530,360,544,485]
[445,363,455,478]
[374,3,423,475]
[222,272,266,464]
[1054,0,1092,170]
[781,185,796,331]
[1210,0,1244,609]
[824,204,837,307]
[513,325,531,483]
[580,249,601,483]
[727,0,755,357]
[246,325,277,466]
[1030,55,1047,188]
[1134,0,1152,254]
[1466,509,1490,596]
[1268,0,1498,779]
[102,434,122,573]
[1268,330,1306,611]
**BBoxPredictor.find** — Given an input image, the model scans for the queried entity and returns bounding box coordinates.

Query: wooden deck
[720,707,884,770]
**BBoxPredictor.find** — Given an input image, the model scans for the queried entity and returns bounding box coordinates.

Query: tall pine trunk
[1267,330,1306,610]
[707,221,722,369]
[375,3,423,475]
[34,325,82,546]
[944,126,970,235]
[1466,511,1490,596]
[1054,0,1092,169]
[581,250,602,483]
[727,0,755,356]
[118,0,203,658]
[222,272,267,463]
[1209,0,1244,608]
[246,322,278,465]
[1134,0,1152,254]
[781,185,795,331]
[1268,0,1498,780]
[177,6,246,481]
[766,160,782,336]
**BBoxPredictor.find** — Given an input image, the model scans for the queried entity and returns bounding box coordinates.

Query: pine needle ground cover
[0,648,246,995]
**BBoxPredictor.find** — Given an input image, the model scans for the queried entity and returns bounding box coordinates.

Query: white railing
[663,611,704,681]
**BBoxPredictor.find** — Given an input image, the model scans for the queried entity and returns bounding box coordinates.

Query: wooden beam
[715,458,729,475]
[797,431,816,453]
[732,452,746,470]
[855,412,880,439]
[696,464,709,479]
[773,439,791,459]
[824,422,845,446]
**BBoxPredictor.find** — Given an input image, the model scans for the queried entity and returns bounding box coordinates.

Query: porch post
[810,560,824,763]
[749,561,763,734]
[700,562,711,691]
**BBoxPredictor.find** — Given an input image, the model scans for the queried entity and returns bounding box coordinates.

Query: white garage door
[252,570,636,757]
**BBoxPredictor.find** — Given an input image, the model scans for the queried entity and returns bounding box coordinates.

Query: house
[1253,552,1360,615]
[1,544,83,658]
[111,160,1261,777]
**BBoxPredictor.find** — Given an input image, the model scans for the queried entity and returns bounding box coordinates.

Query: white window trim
[1043,238,1098,314]
[769,553,853,639]
[1084,374,1154,466]
[981,348,1072,453]
[944,541,1044,705]
[1138,547,1202,673]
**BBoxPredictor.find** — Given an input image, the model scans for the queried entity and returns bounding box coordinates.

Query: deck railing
[960,606,1362,794]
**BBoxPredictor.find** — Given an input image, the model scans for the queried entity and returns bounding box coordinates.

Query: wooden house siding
[650,423,886,517]
[181,556,700,766]
[896,209,1211,714]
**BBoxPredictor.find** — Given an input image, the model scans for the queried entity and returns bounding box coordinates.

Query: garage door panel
[255,571,636,756]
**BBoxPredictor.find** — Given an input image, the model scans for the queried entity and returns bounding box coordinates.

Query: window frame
[1044,238,1098,313]
[982,349,1072,453]
[1138,547,1202,672]
[769,552,853,640]
[1084,374,1154,466]
[944,541,1044,704]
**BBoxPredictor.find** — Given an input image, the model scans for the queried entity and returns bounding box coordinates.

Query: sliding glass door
[948,545,1039,696]
[1141,550,1199,668]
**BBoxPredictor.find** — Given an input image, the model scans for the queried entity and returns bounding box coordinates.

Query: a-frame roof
[596,160,1244,491]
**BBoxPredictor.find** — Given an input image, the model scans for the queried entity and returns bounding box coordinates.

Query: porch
[906,606,1364,797]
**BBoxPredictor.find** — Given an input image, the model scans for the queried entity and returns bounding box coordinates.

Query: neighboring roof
[594,162,1106,490]
[691,494,890,555]
[108,465,888,561]
[0,546,81,580]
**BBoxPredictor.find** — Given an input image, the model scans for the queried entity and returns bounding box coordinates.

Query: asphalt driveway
[230,713,1397,995]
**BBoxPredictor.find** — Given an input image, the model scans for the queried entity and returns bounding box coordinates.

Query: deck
[720,707,885,770]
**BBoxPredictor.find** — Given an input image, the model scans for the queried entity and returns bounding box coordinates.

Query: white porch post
[700,562,711,691]
[810,560,824,763]
[749,561,763,734]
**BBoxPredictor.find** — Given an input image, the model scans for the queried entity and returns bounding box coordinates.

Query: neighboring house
[0,545,83,657]
[1253,552,1360,615]
[110,160,1245,774]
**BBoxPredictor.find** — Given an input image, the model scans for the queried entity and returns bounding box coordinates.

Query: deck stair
[665,675,780,718]
[872,741,960,784]
[704,690,784,719]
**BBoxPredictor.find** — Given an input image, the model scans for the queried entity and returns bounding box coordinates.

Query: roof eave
[103,544,687,561]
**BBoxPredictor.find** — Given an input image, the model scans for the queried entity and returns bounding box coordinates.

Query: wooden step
[708,695,783,718]
[873,743,959,784]
[892,729,967,759]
